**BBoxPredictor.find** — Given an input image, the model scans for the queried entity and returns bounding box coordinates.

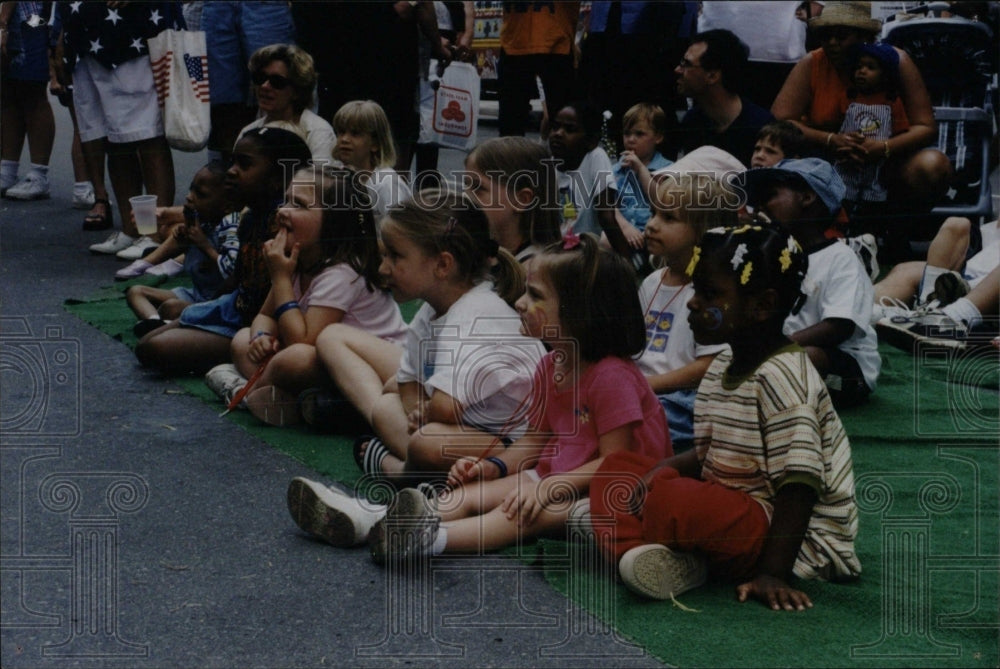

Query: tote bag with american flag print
[148,29,211,152]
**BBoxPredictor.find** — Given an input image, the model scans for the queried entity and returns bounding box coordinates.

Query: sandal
[353,435,390,477]
[83,197,114,231]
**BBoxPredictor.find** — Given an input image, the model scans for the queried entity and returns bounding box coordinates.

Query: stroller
[882,5,997,236]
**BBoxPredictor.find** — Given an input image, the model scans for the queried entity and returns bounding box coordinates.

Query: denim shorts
[657,389,696,453]
[202,1,296,105]
[4,24,49,82]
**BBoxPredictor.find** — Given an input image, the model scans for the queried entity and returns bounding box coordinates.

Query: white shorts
[72,56,164,144]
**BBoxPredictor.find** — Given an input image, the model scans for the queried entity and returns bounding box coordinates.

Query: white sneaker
[72,183,96,209]
[844,233,879,282]
[145,257,185,277]
[89,231,137,255]
[115,236,159,260]
[204,363,248,405]
[115,259,154,280]
[0,172,18,196]
[618,544,707,600]
[287,477,386,547]
[5,172,51,200]
[875,308,971,354]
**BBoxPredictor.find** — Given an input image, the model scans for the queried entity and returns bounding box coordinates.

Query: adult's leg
[888,148,953,210]
[20,80,55,167]
[536,54,575,136]
[106,141,143,237]
[134,321,234,375]
[81,137,111,222]
[497,52,534,137]
[137,136,175,210]
[0,78,26,164]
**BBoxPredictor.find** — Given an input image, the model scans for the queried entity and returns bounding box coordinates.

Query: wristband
[825,132,834,148]
[250,330,273,343]
[273,300,299,320]
[484,456,508,478]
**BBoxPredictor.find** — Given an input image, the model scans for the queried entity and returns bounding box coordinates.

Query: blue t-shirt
[613,151,672,231]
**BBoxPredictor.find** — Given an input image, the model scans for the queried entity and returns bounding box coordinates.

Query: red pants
[589,451,770,580]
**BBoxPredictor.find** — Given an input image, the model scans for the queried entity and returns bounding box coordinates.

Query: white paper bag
[419,60,480,151]
[148,30,211,152]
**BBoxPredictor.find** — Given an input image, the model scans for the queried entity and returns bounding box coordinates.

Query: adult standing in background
[579,1,687,152]
[698,1,809,110]
[55,0,180,258]
[291,1,450,173]
[672,29,774,166]
[201,0,296,163]
[498,1,579,137]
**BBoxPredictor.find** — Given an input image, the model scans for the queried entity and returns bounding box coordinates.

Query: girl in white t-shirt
[314,189,543,484]
[332,100,412,225]
[232,165,407,426]
[637,174,736,451]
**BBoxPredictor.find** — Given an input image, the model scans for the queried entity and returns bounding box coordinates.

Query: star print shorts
[72,55,164,144]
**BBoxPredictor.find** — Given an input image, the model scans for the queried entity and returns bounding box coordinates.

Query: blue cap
[742,158,846,215]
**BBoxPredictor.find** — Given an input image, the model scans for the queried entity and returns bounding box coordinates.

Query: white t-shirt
[783,242,881,391]
[698,1,807,64]
[294,264,407,345]
[396,282,545,436]
[557,147,616,237]
[635,272,728,378]
[238,109,336,162]
[365,166,412,227]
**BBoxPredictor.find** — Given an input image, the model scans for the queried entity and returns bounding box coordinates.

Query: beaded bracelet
[484,456,508,478]
[273,300,299,320]
[250,330,273,343]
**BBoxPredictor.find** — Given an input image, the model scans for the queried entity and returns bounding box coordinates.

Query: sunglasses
[251,72,291,90]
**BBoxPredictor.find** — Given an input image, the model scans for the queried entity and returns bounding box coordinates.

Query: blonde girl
[464,136,561,262]
[229,165,407,425]
[636,173,739,451]
[310,189,541,485]
[332,100,412,222]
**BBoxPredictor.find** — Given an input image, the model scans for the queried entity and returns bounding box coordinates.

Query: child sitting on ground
[549,99,633,259]
[637,173,734,452]
[590,225,860,610]
[123,163,238,336]
[743,158,880,408]
[464,136,562,263]
[286,234,672,559]
[614,103,673,234]
[750,121,805,169]
[226,165,408,426]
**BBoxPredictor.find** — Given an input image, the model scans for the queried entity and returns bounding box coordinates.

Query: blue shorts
[4,24,49,82]
[178,291,241,338]
[202,1,296,105]
[657,389,696,453]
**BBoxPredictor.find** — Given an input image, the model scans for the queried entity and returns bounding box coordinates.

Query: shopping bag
[419,60,480,151]
[148,30,211,152]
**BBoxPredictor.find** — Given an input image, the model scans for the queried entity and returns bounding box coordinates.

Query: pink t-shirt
[294,264,407,345]
[532,354,672,479]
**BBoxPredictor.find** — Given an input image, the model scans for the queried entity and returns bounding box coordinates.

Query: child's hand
[619,150,644,173]
[446,456,494,488]
[620,221,645,249]
[736,574,813,612]
[171,224,190,247]
[263,228,298,278]
[185,223,209,251]
[406,407,424,434]
[247,333,278,364]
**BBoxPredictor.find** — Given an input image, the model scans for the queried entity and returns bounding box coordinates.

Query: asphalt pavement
[0,101,665,668]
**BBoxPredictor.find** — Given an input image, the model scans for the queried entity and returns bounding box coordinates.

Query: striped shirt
[694,344,861,581]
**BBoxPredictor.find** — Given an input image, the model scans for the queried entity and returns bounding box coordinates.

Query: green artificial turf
[66,279,999,668]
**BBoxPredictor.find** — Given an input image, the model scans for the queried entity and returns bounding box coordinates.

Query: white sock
[74,180,93,191]
[430,526,448,555]
[1,160,19,185]
[29,163,49,178]
[942,298,982,328]
[918,265,950,304]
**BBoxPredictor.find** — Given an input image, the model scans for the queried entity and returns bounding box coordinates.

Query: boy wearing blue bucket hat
[743,158,881,408]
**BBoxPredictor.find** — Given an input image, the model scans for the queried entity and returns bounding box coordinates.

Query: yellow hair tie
[740,261,753,285]
[779,248,792,272]
[685,246,701,277]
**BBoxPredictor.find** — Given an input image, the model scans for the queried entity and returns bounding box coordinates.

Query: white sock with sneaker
[942,297,982,328]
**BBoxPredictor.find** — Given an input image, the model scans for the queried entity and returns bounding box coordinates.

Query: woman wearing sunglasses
[236,44,336,163]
